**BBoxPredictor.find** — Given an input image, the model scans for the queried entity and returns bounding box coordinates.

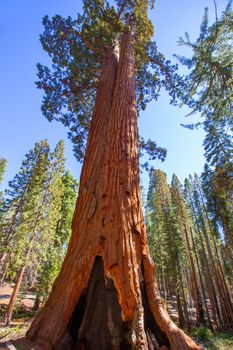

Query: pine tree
[147,169,233,331]
[176,3,233,129]
[201,112,233,246]
[3,141,71,324]
[202,159,233,285]
[0,157,7,222]
[0,158,7,186]
[147,170,169,300]
[36,170,78,306]
[14,1,200,349]
[0,141,50,282]
[2,140,51,323]
[184,175,233,330]
[171,174,205,326]
[32,140,66,270]
[175,2,233,251]
[147,170,190,330]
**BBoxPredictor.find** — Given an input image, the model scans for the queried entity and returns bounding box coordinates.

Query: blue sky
[0,0,228,191]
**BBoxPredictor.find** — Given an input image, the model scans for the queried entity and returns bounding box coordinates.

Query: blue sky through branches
[0,0,228,190]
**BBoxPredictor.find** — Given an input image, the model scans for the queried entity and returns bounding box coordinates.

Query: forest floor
[0,283,35,344]
[0,283,233,349]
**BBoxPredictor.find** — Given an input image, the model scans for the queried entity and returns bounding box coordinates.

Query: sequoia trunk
[13,22,201,350]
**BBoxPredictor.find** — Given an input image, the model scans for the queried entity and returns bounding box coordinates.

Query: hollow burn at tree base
[50,256,170,350]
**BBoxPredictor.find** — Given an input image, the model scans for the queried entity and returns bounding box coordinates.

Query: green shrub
[192,325,213,341]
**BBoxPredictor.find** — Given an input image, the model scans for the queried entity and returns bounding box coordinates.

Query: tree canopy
[36,0,179,162]
[176,2,233,129]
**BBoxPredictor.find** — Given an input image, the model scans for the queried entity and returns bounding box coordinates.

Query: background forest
[0,0,232,349]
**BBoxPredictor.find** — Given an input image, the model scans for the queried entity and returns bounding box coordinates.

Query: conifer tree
[33,140,66,267]
[147,170,169,300]
[2,140,51,323]
[170,175,204,325]
[36,170,78,305]
[14,1,200,348]
[201,112,233,246]
[175,2,233,250]
[202,163,233,285]
[0,141,50,281]
[147,170,190,330]
[184,175,233,330]
[0,158,7,186]
[0,157,7,221]
[3,140,70,324]
[147,168,233,331]
[176,3,233,129]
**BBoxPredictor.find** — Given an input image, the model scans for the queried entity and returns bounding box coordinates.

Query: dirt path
[0,283,35,344]
[0,284,35,309]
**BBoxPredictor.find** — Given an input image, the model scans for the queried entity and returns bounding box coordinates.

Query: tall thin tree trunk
[33,296,41,312]
[177,261,191,331]
[176,291,185,329]
[184,225,205,324]
[198,189,233,328]
[3,265,26,325]
[157,229,167,301]
[3,240,35,324]
[190,227,212,329]
[3,177,50,324]
[187,189,221,328]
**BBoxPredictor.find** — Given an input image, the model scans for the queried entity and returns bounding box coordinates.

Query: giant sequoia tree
[14,1,201,349]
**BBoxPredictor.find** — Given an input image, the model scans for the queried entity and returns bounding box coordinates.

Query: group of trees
[146,1,233,334]
[176,2,233,252]
[147,170,233,332]
[0,140,78,324]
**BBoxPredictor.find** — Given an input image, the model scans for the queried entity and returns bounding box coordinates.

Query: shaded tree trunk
[199,191,233,328]
[3,242,34,324]
[176,291,185,329]
[177,265,191,331]
[33,296,41,312]
[187,189,221,329]
[189,227,212,330]
[3,265,26,325]
[184,226,205,325]
[14,23,201,350]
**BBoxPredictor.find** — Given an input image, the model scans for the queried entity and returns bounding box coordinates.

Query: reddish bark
[184,226,205,325]
[13,23,202,350]
[189,227,212,329]
[3,266,25,325]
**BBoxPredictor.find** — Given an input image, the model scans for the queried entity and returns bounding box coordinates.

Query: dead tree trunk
[14,22,202,350]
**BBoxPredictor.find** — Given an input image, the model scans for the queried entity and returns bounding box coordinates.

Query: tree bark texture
[15,24,202,350]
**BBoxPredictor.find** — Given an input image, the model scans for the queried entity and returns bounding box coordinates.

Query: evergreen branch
[147,56,173,83]
[213,0,218,22]
[117,0,128,21]
[80,34,104,54]
[69,83,97,93]
[59,26,104,54]
[60,79,97,92]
